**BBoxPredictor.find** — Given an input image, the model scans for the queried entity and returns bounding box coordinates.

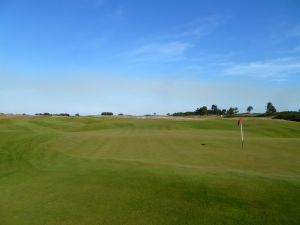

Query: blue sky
[0,0,300,115]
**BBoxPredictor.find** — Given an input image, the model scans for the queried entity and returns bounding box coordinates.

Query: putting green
[0,116,299,225]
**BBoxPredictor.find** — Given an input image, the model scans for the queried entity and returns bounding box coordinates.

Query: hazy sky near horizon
[1,0,300,115]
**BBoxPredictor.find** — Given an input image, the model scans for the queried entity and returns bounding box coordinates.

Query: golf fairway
[0,116,299,225]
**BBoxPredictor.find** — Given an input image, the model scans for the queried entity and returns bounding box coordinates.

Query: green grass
[0,116,299,225]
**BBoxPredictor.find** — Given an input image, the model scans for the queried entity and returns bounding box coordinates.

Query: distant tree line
[30,102,298,122]
[101,112,113,116]
[170,102,300,122]
[171,102,282,117]
[172,105,239,117]
[272,111,300,122]
[35,113,70,116]
[34,112,116,117]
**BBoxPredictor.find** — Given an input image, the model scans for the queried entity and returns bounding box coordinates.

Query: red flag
[237,117,243,126]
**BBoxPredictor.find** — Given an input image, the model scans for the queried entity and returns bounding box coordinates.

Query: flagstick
[240,123,244,148]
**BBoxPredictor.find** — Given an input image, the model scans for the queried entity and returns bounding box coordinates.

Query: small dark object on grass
[201,143,207,146]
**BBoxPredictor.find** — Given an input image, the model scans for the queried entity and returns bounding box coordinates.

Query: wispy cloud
[111,7,123,19]
[224,57,300,78]
[85,0,106,7]
[122,15,227,64]
[164,15,229,41]
[288,46,300,54]
[103,7,124,20]
[126,41,192,63]
[73,37,106,50]
[286,21,300,38]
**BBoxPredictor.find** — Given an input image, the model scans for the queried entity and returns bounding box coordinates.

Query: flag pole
[240,123,244,148]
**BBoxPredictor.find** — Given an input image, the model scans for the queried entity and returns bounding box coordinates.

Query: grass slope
[0,116,299,225]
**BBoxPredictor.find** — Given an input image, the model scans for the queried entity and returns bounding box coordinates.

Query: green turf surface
[0,116,299,225]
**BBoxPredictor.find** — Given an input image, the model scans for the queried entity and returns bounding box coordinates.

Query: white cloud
[224,57,300,78]
[127,41,192,63]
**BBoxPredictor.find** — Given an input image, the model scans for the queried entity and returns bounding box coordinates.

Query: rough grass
[0,116,299,225]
